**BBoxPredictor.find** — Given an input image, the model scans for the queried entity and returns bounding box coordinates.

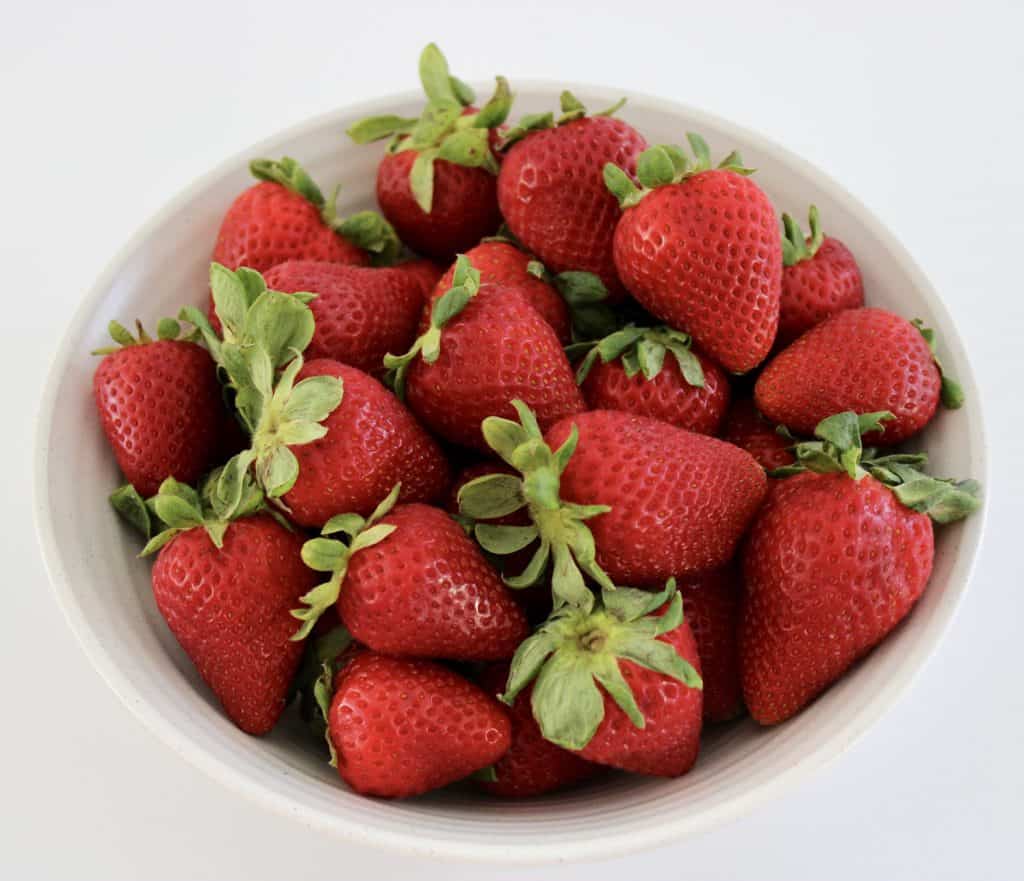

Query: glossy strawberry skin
[579,606,703,777]
[338,503,528,660]
[545,411,767,585]
[377,151,502,261]
[778,236,864,346]
[754,307,942,445]
[392,258,445,301]
[498,117,648,300]
[94,340,222,497]
[581,349,730,435]
[328,652,512,798]
[406,285,585,452]
[283,360,450,527]
[262,261,423,374]
[612,170,782,373]
[680,567,743,722]
[477,664,600,797]
[151,515,316,735]
[719,397,794,471]
[741,472,934,725]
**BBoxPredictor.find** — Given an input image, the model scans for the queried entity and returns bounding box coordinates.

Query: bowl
[34,84,987,863]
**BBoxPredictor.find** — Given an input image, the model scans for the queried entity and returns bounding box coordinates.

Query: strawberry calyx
[457,400,614,610]
[770,411,981,524]
[384,254,481,397]
[91,317,195,355]
[570,324,705,388]
[525,260,620,341]
[911,319,966,409]
[109,483,162,540]
[603,133,754,209]
[294,625,355,766]
[781,204,825,267]
[250,156,400,264]
[501,579,702,751]
[290,484,401,640]
[500,90,626,149]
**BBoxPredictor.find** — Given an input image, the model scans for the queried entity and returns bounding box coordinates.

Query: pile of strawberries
[92,45,980,800]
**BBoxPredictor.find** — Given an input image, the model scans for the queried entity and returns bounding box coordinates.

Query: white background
[3,1,1022,878]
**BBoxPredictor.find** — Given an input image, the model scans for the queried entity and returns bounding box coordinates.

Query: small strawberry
[498,92,647,300]
[93,319,222,497]
[719,397,795,471]
[605,136,782,372]
[741,411,981,724]
[386,257,584,453]
[348,44,511,260]
[573,325,731,435]
[777,205,864,346]
[391,257,445,300]
[754,307,964,445]
[292,484,528,659]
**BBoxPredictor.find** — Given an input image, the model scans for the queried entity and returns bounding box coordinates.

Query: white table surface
[4,1,1022,878]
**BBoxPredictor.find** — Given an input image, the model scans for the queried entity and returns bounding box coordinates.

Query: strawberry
[262,260,424,374]
[605,136,782,372]
[348,45,511,260]
[778,205,864,346]
[497,92,647,300]
[292,485,528,659]
[719,397,795,471]
[93,319,222,497]
[679,566,743,722]
[476,663,600,797]
[741,411,981,724]
[573,325,731,435]
[754,308,964,445]
[142,472,316,735]
[391,257,444,300]
[386,257,584,453]
[327,651,512,798]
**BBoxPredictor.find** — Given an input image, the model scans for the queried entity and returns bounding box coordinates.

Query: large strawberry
[741,411,981,724]
[754,307,964,445]
[385,257,584,453]
[348,44,510,260]
[777,205,864,346]
[605,136,782,372]
[93,319,222,497]
[719,397,795,471]
[498,92,647,300]
[292,484,528,659]
[573,324,730,435]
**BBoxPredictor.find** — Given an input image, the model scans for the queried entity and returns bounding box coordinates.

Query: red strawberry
[262,260,423,374]
[387,258,584,453]
[93,320,222,497]
[740,411,981,724]
[605,136,782,372]
[292,486,528,660]
[679,566,743,722]
[719,397,795,471]
[348,45,510,260]
[476,663,600,797]
[777,205,864,346]
[328,651,512,798]
[144,477,316,735]
[498,93,647,299]
[574,325,731,435]
[754,308,964,445]
[392,257,445,300]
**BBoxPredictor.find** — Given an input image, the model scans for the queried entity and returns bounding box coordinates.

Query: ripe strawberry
[348,45,511,260]
[143,474,316,735]
[777,205,864,346]
[498,92,647,299]
[391,257,444,300]
[476,663,600,797]
[574,325,730,435]
[605,136,782,372]
[741,411,981,724]
[93,319,222,497]
[719,397,795,471]
[679,566,743,722]
[262,260,424,374]
[292,485,528,659]
[754,307,964,445]
[327,651,512,798]
[386,258,584,453]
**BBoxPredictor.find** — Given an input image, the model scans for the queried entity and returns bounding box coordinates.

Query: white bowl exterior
[34,85,987,863]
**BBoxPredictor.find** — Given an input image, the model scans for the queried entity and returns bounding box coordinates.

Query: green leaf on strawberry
[911,318,966,409]
[501,90,627,148]
[572,324,705,388]
[781,204,826,267]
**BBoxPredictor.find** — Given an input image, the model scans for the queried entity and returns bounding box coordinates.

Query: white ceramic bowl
[34,84,987,864]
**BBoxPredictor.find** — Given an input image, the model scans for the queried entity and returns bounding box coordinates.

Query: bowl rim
[33,81,989,864]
